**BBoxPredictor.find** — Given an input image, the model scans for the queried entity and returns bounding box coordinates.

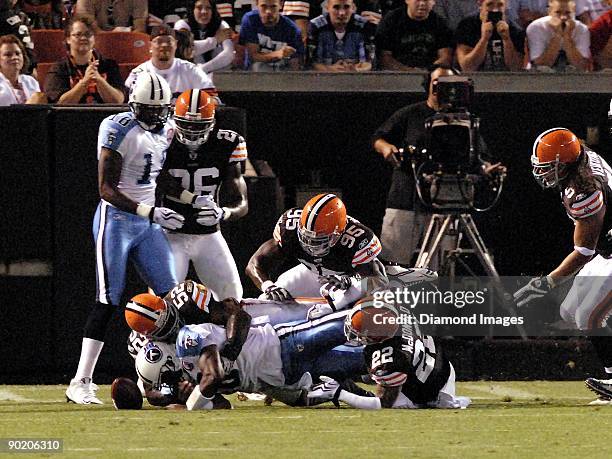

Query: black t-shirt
[375,8,453,68]
[44,56,124,104]
[455,14,525,71]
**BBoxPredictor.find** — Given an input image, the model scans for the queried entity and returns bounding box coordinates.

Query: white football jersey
[125,59,215,99]
[97,111,174,206]
[176,323,285,393]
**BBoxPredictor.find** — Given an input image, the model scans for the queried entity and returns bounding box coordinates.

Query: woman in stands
[173,0,235,73]
[44,15,124,104]
[0,34,46,105]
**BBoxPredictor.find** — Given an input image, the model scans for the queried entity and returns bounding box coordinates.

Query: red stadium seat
[35,62,55,91]
[31,29,66,63]
[94,32,150,64]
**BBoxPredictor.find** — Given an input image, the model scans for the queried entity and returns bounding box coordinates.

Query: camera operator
[372,64,506,267]
[455,0,525,71]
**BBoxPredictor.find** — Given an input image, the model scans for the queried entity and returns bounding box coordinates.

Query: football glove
[260,282,293,302]
[513,275,555,308]
[307,303,334,320]
[319,274,352,296]
[307,376,341,407]
[192,194,215,209]
[196,202,227,226]
[152,207,185,230]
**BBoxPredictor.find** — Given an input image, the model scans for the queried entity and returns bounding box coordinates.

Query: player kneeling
[308,296,470,409]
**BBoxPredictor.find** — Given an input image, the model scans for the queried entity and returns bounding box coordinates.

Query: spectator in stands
[526,0,590,71]
[21,0,64,29]
[576,0,611,26]
[45,15,124,103]
[433,0,480,32]
[148,0,190,29]
[590,8,611,69]
[308,0,375,71]
[0,34,46,104]
[74,0,147,32]
[125,25,216,99]
[175,28,195,60]
[375,0,453,70]
[284,0,382,40]
[173,0,235,73]
[512,0,551,29]
[239,0,304,71]
[0,0,35,73]
[455,0,524,71]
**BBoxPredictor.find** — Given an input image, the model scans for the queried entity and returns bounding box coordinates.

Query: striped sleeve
[229,135,248,162]
[282,0,310,18]
[569,190,604,219]
[352,235,382,266]
[191,282,212,313]
[371,371,408,387]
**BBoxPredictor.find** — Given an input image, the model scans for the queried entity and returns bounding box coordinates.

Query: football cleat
[65,377,103,405]
[588,397,612,406]
[585,377,612,400]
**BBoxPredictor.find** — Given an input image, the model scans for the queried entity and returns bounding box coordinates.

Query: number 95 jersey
[364,332,451,406]
[162,125,247,234]
[273,208,382,275]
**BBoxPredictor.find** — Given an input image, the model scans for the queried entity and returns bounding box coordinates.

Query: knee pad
[83,301,115,341]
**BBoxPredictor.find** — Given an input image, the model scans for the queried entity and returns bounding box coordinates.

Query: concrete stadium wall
[0,86,610,383]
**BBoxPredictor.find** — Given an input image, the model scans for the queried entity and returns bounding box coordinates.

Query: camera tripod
[414,212,499,280]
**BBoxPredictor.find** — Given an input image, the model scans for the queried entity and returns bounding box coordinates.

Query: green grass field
[0,382,610,458]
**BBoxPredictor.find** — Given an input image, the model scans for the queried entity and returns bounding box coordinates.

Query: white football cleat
[65,377,103,405]
[588,397,612,406]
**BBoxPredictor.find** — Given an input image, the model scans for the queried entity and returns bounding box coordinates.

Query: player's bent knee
[83,302,116,341]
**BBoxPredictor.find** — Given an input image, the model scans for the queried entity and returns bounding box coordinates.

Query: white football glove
[192,194,215,209]
[196,201,227,226]
[513,275,554,308]
[307,376,341,406]
[307,303,334,320]
[152,207,185,230]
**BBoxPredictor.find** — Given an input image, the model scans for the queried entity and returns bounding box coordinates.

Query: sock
[74,338,104,381]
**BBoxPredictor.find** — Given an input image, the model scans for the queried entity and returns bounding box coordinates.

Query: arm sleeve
[372,105,412,146]
[526,22,546,60]
[194,37,219,55]
[199,39,235,73]
[574,25,591,58]
[191,65,215,89]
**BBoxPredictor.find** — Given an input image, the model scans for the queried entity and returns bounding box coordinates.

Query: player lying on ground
[307,296,471,409]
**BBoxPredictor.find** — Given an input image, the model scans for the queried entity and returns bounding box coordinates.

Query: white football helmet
[135,341,182,389]
[128,71,172,131]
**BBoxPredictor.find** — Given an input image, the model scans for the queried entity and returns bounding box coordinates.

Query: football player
[307,296,471,409]
[513,127,612,404]
[246,193,388,316]
[158,89,248,301]
[66,73,204,405]
[170,308,366,410]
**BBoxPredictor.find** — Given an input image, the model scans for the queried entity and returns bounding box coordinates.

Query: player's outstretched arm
[245,238,289,290]
[186,345,225,410]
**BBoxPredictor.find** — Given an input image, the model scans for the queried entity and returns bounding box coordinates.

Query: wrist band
[136,203,153,220]
[180,190,197,204]
[261,280,275,292]
[574,245,596,257]
[545,275,556,289]
[186,386,214,410]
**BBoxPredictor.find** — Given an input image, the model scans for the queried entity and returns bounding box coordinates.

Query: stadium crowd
[0,0,611,106]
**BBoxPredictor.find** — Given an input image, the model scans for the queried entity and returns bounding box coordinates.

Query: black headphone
[421,64,461,96]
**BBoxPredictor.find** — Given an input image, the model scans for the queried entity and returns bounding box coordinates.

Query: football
[111,377,143,410]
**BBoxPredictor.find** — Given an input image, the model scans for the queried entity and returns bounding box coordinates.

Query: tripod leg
[460,214,500,279]
[415,215,452,269]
